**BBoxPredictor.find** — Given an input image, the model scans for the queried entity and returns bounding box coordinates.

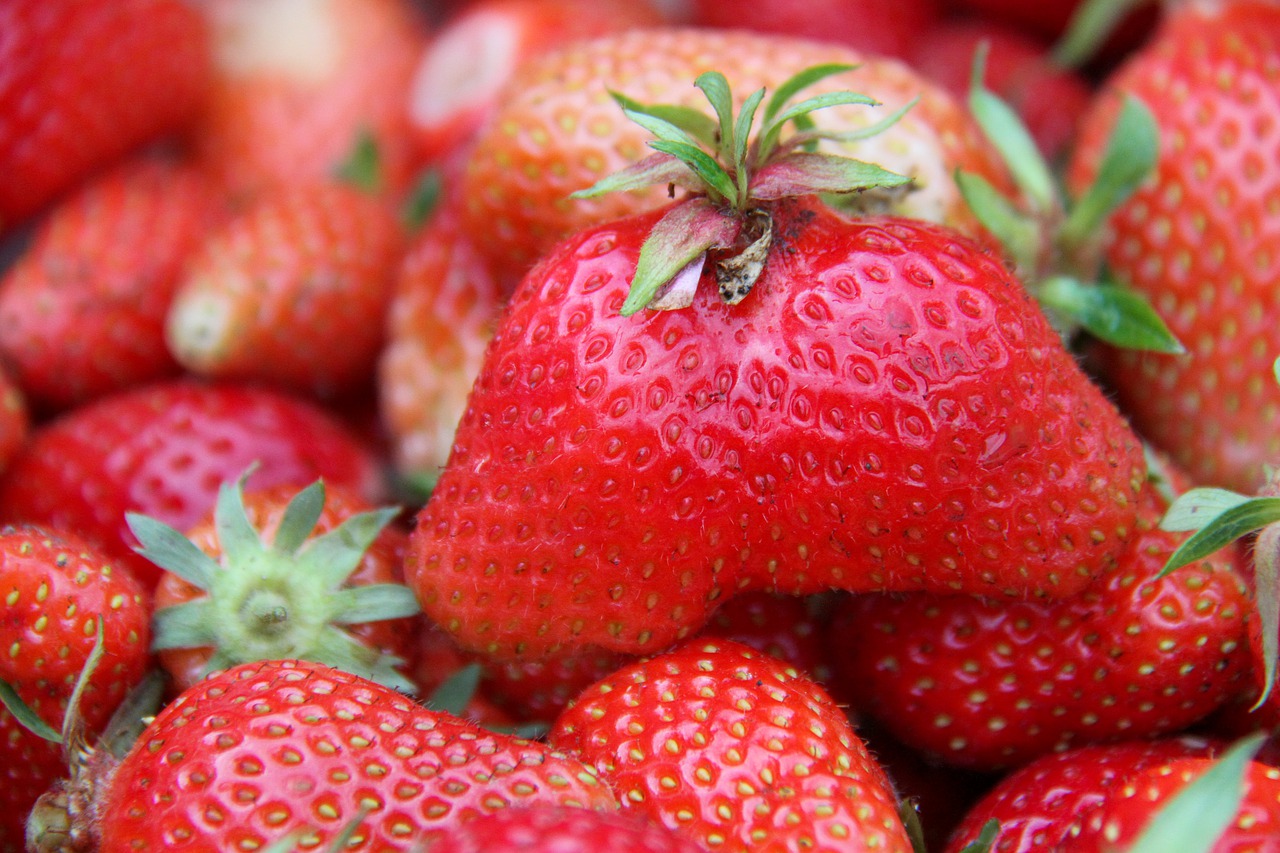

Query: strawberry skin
[91,660,618,851]
[0,380,383,586]
[0,0,212,229]
[550,640,911,853]
[1070,1,1280,493]
[408,200,1146,660]
[425,804,706,853]
[0,158,228,412]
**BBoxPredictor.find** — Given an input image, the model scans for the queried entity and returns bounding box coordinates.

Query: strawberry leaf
[1160,487,1253,532]
[955,169,1040,273]
[622,198,741,316]
[733,87,767,172]
[0,680,61,742]
[958,819,1000,853]
[762,63,858,124]
[609,91,719,148]
[1053,0,1156,68]
[695,71,736,163]
[757,91,879,162]
[302,506,400,590]
[897,799,928,853]
[151,599,218,650]
[330,584,423,624]
[648,139,738,206]
[1159,494,1280,577]
[750,152,910,200]
[571,152,699,200]
[1252,523,1280,707]
[273,479,326,554]
[333,130,382,194]
[969,45,1055,212]
[426,661,483,717]
[128,512,222,590]
[1037,276,1184,353]
[214,472,263,566]
[1124,732,1266,853]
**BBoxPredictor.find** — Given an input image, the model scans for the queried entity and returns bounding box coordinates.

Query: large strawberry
[1067,0,1280,494]
[0,0,212,229]
[424,804,706,853]
[28,659,618,852]
[407,66,1147,661]
[549,640,911,853]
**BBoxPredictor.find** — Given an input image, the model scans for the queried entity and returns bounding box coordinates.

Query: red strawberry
[0,366,28,476]
[685,0,942,60]
[407,0,667,164]
[550,640,912,852]
[0,0,212,229]
[191,0,427,203]
[29,659,619,852]
[426,804,706,853]
[0,380,384,586]
[0,157,228,412]
[700,591,831,682]
[1068,0,1280,494]
[827,457,1252,770]
[141,475,419,695]
[378,201,507,488]
[165,183,405,398]
[455,27,1012,278]
[0,527,151,852]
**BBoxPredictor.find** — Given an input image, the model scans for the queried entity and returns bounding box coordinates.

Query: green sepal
[1061,95,1158,251]
[426,662,483,718]
[127,512,222,591]
[695,71,736,162]
[214,472,264,567]
[1052,0,1156,69]
[617,102,705,149]
[1125,732,1267,853]
[99,670,167,760]
[609,91,719,148]
[958,819,999,853]
[1160,488,1254,532]
[749,152,910,200]
[955,169,1041,273]
[621,198,741,316]
[402,168,443,231]
[329,584,423,624]
[311,626,415,695]
[0,618,107,745]
[151,598,219,651]
[273,479,327,554]
[762,63,858,124]
[1158,493,1280,576]
[789,95,918,148]
[733,87,767,174]
[897,799,928,853]
[1037,275,1184,353]
[969,47,1056,213]
[332,129,382,194]
[1251,522,1280,707]
[570,152,698,200]
[300,506,401,591]
[756,91,879,163]
[647,140,738,206]
[0,680,61,743]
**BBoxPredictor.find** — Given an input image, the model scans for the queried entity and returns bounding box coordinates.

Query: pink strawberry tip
[570,64,915,316]
[125,468,422,694]
[956,45,1182,355]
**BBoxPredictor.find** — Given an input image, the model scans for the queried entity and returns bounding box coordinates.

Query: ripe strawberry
[165,182,405,398]
[827,457,1252,770]
[1068,0,1280,494]
[139,475,419,695]
[191,0,427,203]
[426,804,706,853]
[455,27,1012,278]
[550,640,911,852]
[699,591,831,682]
[0,380,384,587]
[0,158,228,412]
[0,366,29,476]
[685,0,941,60]
[0,0,212,229]
[407,0,667,164]
[29,659,618,851]
[0,527,151,852]
[378,201,507,488]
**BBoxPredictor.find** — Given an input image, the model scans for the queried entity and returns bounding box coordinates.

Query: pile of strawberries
[3,0,1280,851]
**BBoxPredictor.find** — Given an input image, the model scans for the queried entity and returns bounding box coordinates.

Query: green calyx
[957,46,1182,355]
[572,64,913,315]
[127,471,421,694]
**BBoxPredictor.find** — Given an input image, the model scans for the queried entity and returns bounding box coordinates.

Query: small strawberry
[30,659,619,852]
[0,0,212,229]
[190,0,427,204]
[0,527,151,852]
[0,380,384,586]
[165,182,406,399]
[135,473,420,694]
[406,0,667,164]
[827,456,1252,770]
[425,804,706,853]
[408,65,1145,661]
[1067,0,1280,494]
[455,27,1012,278]
[549,640,912,852]
[0,157,228,412]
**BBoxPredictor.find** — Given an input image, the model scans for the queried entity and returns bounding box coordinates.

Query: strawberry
[165,182,406,399]
[426,803,707,852]
[0,157,228,412]
[699,591,831,682]
[827,456,1253,770]
[408,65,1146,661]
[406,0,667,164]
[550,640,911,852]
[685,0,942,60]
[1067,0,1280,494]
[138,474,420,695]
[0,380,384,587]
[0,0,212,229]
[378,201,506,488]
[29,659,618,852]
[0,366,28,477]
[190,0,427,203]
[455,27,1012,278]
[0,527,151,852]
